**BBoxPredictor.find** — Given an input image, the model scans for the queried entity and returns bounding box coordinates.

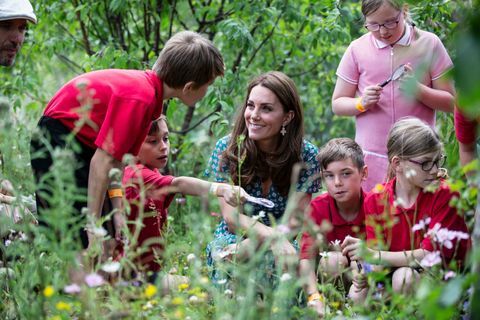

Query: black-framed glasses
[364,11,402,32]
[407,155,446,172]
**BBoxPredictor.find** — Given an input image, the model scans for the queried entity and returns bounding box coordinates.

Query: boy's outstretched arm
[171,177,248,207]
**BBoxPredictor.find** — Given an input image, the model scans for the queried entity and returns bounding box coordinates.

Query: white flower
[405,168,417,179]
[217,279,227,285]
[64,283,82,294]
[189,295,199,303]
[330,239,341,247]
[280,273,292,282]
[4,240,11,247]
[276,224,291,235]
[186,253,196,263]
[84,273,105,287]
[101,261,121,273]
[412,217,431,232]
[421,251,442,268]
[444,270,456,280]
[224,289,233,296]
[319,251,329,258]
[252,211,266,221]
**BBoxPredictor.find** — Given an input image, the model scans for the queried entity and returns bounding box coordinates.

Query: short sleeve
[204,136,231,183]
[454,107,478,144]
[299,232,317,260]
[421,186,470,262]
[430,35,454,81]
[95,96,153,161]
[363,193,384,246]
[336,43,360,85]
[296,140,320,194]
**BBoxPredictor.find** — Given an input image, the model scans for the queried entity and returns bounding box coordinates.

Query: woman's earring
[280,125,287,136]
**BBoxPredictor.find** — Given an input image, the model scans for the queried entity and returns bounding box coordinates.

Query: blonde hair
[361,0,412,24]
[386,117,443,180]
[152,31,224,89]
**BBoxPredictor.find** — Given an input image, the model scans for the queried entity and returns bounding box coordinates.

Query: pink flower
[64,283,82,294]
[421,251,442,268]
[84,273,105,287]
[412,217,431,232]
[444,270,456,280]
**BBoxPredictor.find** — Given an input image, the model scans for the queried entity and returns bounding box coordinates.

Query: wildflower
[444,271,456,280]
[363,262,373,274]
[189,295,200,303]
[412,217,431,232]
[176,198,186,205]
[276,224,291,235]
[216,279,227,285]
[55,301,71,311]
[101,261,121,273]
[84,273,105,287]
[168,267,178,274]
[421,251,442,268]
[171,297,184,305]
[43,286,55,298]
[405,168,417,179]
[200,277,209,284]
[4,240,11,247]
[280,273,292,282]
[224,289,233,296]
[373,184,385,193]
[186,253,196,263]
[330,239,341,247]
[144,284,157,298]
[320,251,329,258]
[252,211,266,221]
[330,301,340,309]
[64,283,81,294]
[178,283,189,291]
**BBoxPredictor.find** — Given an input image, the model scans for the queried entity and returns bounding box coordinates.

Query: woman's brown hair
[221,71,304,196]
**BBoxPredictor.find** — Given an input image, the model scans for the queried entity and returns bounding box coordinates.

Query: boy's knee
[319,252,349,277]
[392,267,418,294]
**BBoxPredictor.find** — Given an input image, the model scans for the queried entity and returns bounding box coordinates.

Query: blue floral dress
[205,136,320,282]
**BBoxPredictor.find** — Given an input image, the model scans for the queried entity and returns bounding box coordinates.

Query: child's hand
[360,85,382,110]
[307,297,326,318]
[221,185,248,207]
[113,211,126,242]
[341,236,363,261]
[351,261,368,291]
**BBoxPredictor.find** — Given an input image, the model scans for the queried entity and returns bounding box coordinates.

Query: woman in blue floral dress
[205,71,320,284]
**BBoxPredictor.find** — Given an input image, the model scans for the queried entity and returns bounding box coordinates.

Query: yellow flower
[144,284,157,298]
[330,301,340,309]
[43,286,55,298]
[373,183,385,193]
[178,283,189,291]
[56,301,72,311]
[172,297,184,305]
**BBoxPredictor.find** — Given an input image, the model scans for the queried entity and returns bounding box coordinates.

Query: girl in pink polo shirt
[332,0,456,191]
[342,118,470,304]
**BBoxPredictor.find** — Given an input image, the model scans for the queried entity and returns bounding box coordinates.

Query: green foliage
[1,0,479,319]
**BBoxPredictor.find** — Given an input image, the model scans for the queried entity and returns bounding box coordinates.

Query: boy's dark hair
[148,115,167,136]
[152,31,224,89]
[317,138,365,171]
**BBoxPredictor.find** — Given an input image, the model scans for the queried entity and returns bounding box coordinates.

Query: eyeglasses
[364,12,402,32]
[407,155,446,172]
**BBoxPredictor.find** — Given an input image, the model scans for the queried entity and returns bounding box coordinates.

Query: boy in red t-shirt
[454,107,478,176]
[299,138,367,317]
[31,31,224,255]
[123,116,249,285]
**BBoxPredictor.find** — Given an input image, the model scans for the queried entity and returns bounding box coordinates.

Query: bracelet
[108,188,123,199]
[307,292,324,303]
[209,183,220,197]
[355,97,366,113]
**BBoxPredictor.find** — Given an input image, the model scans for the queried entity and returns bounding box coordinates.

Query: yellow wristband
[355,97,366,113]
[108,188,123,198]
[307,292,324,303]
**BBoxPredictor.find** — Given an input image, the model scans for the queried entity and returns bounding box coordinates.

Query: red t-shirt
[300,192,366,260]
[454,107,478,144]
[364,178,470,264]
[44,69,164,161]
[123,164,175,272]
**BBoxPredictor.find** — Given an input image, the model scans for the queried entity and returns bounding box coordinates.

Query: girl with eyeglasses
[332,0,456,192]
[341,117,470,304]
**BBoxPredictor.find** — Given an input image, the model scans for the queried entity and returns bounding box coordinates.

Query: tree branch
[72,0,93,55]
[170,104,222,135]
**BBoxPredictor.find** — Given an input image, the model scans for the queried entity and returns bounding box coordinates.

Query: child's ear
[182,81,195,92]
[391,156,401,173]
[360,165,368,181]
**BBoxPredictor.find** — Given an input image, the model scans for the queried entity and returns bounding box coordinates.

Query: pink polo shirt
[336,25,453,191]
